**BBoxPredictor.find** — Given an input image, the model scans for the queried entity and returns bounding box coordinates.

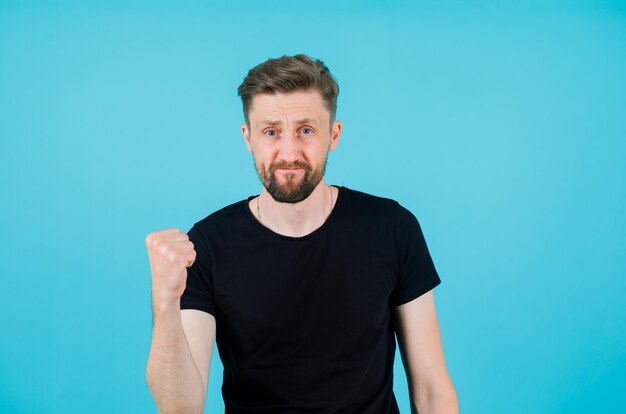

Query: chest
[210,231,397,361]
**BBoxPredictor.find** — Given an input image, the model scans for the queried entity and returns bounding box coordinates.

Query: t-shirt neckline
[243,185,345,241]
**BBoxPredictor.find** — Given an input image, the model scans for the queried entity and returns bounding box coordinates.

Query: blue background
[1,1,625,413]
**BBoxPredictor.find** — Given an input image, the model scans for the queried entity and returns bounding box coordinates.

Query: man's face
[241,90,342,203]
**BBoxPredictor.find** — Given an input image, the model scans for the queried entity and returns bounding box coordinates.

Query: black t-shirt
[181,186,441,414]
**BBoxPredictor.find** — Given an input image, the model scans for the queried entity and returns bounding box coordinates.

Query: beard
[256,156,327,203]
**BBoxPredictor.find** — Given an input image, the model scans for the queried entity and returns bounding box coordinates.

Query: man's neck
[251,180,337,238]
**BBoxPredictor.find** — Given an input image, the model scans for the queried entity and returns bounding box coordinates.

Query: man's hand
[145,228,196,306]
[145,228,211,414]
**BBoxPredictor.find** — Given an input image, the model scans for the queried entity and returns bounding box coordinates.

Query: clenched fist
[145,228,196,306]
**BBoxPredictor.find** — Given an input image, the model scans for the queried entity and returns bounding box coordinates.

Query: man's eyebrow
[256,118,320,127]
[257,120,281,127]
[294,118,320,125]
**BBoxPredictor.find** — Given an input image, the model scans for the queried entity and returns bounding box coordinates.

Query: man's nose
[278,130,303,161]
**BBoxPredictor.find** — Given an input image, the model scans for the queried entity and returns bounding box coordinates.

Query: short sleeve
[389,204,441,306]
[180,224,216,316]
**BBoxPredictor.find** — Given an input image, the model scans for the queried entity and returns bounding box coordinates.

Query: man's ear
[329,120,342,152]
[241,123,252,153]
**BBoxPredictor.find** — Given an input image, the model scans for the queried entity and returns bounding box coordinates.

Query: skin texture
[145,89,458,413]
[145,229,215,414]
[394,292,459,413]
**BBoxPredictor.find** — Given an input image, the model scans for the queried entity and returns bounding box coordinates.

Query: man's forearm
[412,383,459,414]
[146,303,206,414]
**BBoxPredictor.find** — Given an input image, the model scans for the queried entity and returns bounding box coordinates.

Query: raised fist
[145,228,196,305]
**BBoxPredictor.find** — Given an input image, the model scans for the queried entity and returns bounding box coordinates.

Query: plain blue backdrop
[1,1,625,413]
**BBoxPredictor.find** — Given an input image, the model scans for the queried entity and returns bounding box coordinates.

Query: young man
[145,54,459,414]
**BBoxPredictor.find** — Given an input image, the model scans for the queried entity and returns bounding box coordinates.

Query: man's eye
[301,128,312,135]
[265,130,277,137]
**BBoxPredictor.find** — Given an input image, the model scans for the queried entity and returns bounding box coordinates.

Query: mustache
[269,160,312,172]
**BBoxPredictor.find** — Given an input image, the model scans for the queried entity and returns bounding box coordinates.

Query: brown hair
[237,54,339,127]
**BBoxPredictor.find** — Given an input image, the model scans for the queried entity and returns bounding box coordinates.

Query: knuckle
[152,239,161,251]
[166,248,175,259]
[167,250,181,264]
[157,242,170,256]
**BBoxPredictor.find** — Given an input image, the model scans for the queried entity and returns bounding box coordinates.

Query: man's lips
[270,161,310,175]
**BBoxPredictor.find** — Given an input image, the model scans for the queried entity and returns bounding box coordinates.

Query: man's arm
[146,307,215,413]
[144,229,216,414]
[393,290,459,414]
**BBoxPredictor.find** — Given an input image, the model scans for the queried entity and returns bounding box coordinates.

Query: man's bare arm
[394,290,459,414]
[145,229,215,414]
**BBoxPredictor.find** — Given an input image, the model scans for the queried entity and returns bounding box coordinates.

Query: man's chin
[269,188,308,203]
[272,177,304,192]
[265,182,313,203]
[261,168,324,203]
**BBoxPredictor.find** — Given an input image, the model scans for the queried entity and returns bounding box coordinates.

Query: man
[145,54,458,414]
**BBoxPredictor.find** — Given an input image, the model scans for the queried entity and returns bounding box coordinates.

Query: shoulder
[339,186,420,228]
[340,186,400,213]
[196,198,248,226]
[187,197,252,241]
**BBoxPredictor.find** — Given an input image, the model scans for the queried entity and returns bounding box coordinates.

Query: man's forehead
[249,90,328,124]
